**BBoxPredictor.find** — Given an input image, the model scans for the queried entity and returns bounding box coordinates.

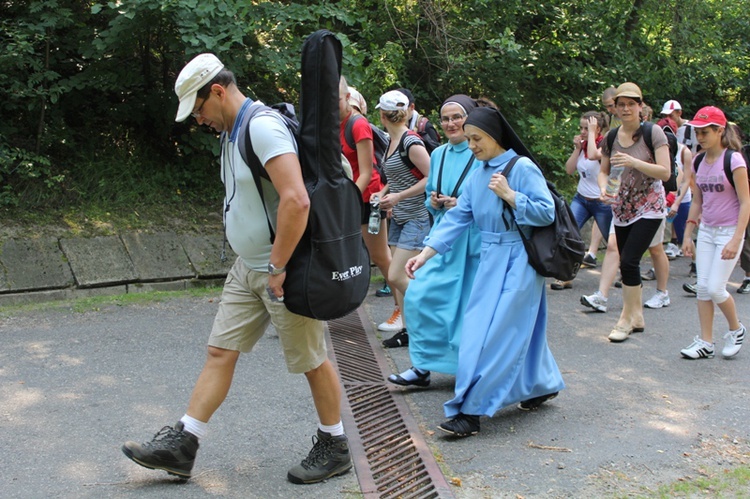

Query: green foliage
[1,0,750,215]
[522,110,578,198]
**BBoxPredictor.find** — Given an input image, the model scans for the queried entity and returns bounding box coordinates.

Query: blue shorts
[388,217,432,251]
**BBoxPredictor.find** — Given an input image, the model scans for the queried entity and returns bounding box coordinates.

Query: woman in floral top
[598,82,671,343]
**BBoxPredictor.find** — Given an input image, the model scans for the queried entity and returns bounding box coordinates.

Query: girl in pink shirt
[680,106,749,360]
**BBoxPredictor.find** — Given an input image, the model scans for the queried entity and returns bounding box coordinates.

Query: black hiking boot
[122,422,199,479]
[287,430,352,484]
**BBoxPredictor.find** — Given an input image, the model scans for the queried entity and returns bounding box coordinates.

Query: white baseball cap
[659,100,682,115]
[174,53,224,122]
[375,90,409,112]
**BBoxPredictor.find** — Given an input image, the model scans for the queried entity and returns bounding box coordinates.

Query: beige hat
[348,86,367,114]
[614,82,643,102]
[174,53,224,122]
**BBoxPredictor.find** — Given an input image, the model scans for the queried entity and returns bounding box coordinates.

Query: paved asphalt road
[1,256,749,498]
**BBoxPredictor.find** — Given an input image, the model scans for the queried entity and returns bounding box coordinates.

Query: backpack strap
[724,149,737,190]
[499,156,522,231]
[693,151,706,175]
[397,130,426,179]
[237,104,280,244]
[694,150,737,191]
[436,149,475,199]
[343,114,364,151]
[605,127,619,156]
[641,121,655,159]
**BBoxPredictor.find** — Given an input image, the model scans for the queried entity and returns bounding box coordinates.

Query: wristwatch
[268,263,287,275]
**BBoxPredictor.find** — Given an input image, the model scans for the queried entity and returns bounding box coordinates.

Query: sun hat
[174,53,224,122]
[348,87,367,114]
[375,90,409,112]
[688,106,727,128]
[614,82,643,102]
[659,100,682,115]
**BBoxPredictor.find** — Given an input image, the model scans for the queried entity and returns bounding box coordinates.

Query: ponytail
[722,124,743,151]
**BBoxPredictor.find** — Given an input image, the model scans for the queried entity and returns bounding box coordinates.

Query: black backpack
[606,121,678,192]
[693,146,750,191]
[236,30,370,321]
[501,156,585,281]
[343,114,389,183]
[414,114,442,153]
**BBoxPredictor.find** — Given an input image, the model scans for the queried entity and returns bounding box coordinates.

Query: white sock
[180,414,207,440]
[399,366,428,381]
[319,421,344,437]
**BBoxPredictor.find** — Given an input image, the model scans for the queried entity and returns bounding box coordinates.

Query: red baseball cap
[688,106,727,128]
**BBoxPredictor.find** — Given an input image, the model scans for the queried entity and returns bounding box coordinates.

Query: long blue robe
[423,149,566,418]
[403,140,482,374]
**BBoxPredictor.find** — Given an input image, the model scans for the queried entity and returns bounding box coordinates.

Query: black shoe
[581,253,598,268]
[518,392,559,411]
[375,283,392,297]
[738,279,750,294]
[614,280,622,288]
[382,329,409,348]
[683,282,697,295]
[437,414,480,437]
[287,430,352,484]
[388,367,431,387]
[122,422,199,478]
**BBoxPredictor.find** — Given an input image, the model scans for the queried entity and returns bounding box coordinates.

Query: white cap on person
[174,54,224,122]
[375,90,409,112]
[660,100,682,115]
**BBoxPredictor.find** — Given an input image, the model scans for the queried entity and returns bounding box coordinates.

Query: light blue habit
[403,140,482,374]
[423,149,566,418]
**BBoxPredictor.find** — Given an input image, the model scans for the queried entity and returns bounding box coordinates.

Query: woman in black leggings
[598,82,671,342]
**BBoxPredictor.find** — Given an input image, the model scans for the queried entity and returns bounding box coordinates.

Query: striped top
[384,132,430,223]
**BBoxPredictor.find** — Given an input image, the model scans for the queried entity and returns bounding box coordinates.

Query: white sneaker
[722,323,746,358]
[580,291,607,313]
[644,291,670,309]
[378,309,403,332]
[680,336,715,359]
[664,242,681,260]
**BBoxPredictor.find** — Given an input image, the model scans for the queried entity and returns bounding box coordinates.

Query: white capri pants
[695,224,741,303]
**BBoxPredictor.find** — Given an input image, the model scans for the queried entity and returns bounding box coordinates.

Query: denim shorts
[388,217,432,251]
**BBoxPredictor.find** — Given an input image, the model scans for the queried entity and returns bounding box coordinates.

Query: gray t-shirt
[602,124,668,225]
[222,101,297,270]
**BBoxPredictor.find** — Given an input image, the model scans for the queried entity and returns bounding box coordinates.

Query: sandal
[382,329,409,348]
[550,280,572,290]
[388,367,431,387]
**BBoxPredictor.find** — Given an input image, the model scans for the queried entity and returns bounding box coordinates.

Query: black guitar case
[283,30,371,320]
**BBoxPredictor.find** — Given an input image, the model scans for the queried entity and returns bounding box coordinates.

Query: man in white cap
[121,53,351,485]
[660,99,698,154]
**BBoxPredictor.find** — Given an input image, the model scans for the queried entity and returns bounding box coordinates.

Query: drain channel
[327,308,455,499]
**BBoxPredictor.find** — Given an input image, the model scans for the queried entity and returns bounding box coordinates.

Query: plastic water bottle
[604,166,624,203]
[368,195,381,234]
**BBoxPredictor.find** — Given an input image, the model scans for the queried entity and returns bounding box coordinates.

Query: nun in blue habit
[392,95,482,386]
[404,106,565,437]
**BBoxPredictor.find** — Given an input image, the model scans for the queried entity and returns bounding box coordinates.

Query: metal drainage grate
[327,308,454,499]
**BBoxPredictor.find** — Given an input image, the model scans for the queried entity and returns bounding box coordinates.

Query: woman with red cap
[679,106,749,359]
